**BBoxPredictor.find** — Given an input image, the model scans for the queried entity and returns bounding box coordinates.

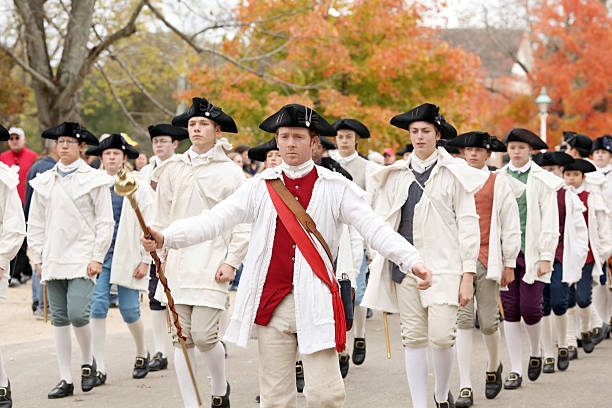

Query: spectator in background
[227,152,244,167]
[0,127,37,287]
[24,138,59,318]
[134,152,148,171]
[382,148,396,166]
[235,143,261,176]
[397,144,413,161]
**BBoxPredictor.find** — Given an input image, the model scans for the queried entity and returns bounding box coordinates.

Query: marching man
[0,124,27,408]
[446,132,522,407]
[362,103,486,408]
[151,97,249,408]
[28,123,114,399]
[142,103,433,408]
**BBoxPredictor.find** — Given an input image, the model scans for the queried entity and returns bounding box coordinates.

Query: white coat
[495,162,563,284]
[160,164,423,354]
[560,189,589,283]
[0,162,26,299]
[152,141,249,309]
[584,189,612,279]
[28,160,114,282]
[361,148,486,313]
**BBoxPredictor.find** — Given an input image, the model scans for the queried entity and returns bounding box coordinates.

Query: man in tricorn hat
[362,103,483,408]
[447,132,522,406]
[496,128,563,390]
[142,103,432,408]
[140,124,189,372]
[28,122,114,399]
[151,97,249,407]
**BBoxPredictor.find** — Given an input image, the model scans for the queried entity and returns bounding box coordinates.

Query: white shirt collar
[596,163,612,174]
[508,159,532,173]
[188,146,213,165]
[567,184,585,194]
[411,150,438,174]
[331,150,358,165]
[57,158,84,173]
[480,164,490,172]
[279,159,315,179]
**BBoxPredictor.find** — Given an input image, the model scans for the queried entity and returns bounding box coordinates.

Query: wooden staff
[115,166,201,406]
[383,312,391,359]
[43,284,48,323]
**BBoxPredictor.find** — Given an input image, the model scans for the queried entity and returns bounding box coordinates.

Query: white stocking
[404,348,428,408]
[174,347,199,408]
[54,326,73,383]
[503,321,523,376]
[482,331,500,372]
[151,309,169,355]
[432,347,455,403]
[0,349,8,387]
[455,329,473,389]
[91,318,106,373]
[523,321,541,357]
[200,342,227,396]
[127,318,147,357]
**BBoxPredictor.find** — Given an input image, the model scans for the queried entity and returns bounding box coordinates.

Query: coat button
[291,257,295,262]
[295,185,300,189]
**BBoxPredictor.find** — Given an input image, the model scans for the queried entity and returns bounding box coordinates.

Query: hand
[459,273,475,307]
[141,226,164,252]
[411,262,432,290]
[87,261,103,277]
[133,262,149,279]
[501,267,515,288]
[36,264,42,278]
[215,263,236,283]
[537,261,552,277]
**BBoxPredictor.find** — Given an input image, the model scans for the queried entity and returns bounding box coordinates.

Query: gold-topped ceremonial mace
[115,166,202,406]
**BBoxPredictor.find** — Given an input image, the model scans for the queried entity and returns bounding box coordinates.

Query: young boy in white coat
[151,97,249,408]
[142,103,433,408]
[28,122,114,399]
[496,128,563,390]
[0,124,27,407]
[447,132,522,407]
[362,103,486,408]
[85,134,152,383]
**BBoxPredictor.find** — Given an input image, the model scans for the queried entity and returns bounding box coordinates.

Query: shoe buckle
[545,358,555,364]
[135,357,145,368]
[530,359,540,368]
[212,396,223,406]
[296,365,304,375]
[439,402,450,408]
[486,373,496,382]
[508,373,518,381]
[460,389,472,398]
[82,367,92,376]
[355,340,366,349]
[0,388,6,397]
[559,349,568,357]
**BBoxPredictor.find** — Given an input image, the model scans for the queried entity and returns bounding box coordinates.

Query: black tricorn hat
[397,144,414,156]
[563,158,596,174]
[172,97,238,133]
[502,128,548,150]
[331,118,370,139]
[248,137,279,162]
[85,133,139,159]
[319,136,336,151]
[592,135,612,153]
[148,124,189,141]
[42,122,99,145]
[390,103,456,139]
[533,151,574,167]
[259,104,337,136]
[448,131,507,152]
[564,131,593,156]
[0,125,8,141]
[437,139,461,154]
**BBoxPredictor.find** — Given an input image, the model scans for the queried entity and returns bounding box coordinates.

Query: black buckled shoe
[503,372,522,390]
[568,345,578,360]
[133,352,150,379]
[592,323,608,345]
[295,361,305,393]
[352,338,366,365]
[581,332,595,353]
[0,380,12,407]
[527,357,542,381]
[148,351,168,372]
[339,353,350,378]
[542,358,555,373]
[211,381,230,408]
[454,388,472,407]
[485,363,502,399]
[81,358,97,392]
[48,380,74,399]
[434,391,454,408]
[557,348,570,371]
[94,371,106,386]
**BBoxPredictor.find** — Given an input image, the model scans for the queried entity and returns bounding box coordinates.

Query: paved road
[2,284,611,407]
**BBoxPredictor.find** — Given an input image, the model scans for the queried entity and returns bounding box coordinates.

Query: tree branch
[0,42,57,90]
[483,7,530,75]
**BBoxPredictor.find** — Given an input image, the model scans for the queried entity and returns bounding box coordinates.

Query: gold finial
[114,165,139,197]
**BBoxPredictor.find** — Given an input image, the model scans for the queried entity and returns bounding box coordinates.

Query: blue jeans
[543,261,569,316]
[568,262,594,309]
[355,253,368,306]
[32,267,45,311]
[91,258,141,323]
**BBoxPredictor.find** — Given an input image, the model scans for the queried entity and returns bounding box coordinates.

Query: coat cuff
[223,254,242,271]
[539,252,554,262]
[30,252,42,265]
[92,254,106,264]
[462,260,477,274]
[503,258,517,268]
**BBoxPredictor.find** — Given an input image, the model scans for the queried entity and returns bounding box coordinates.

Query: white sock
[174,347,199,408]
[608,290,612,321]
[151,310,169,355]
[566,307,578,347]
[524,321,542,357]
[0,349,8,387]
[590,304,603,329]
[455,329,473,389]
[73,323,94,367]
[127,319,147,357]
[54,326,73,383]
[432,347,454,403]
[503,321,523,375]
[554,314,568,348]
[404,348,428,408]
[200,342,227,396]
[578,306,591,333]
[91,318,106,373]
[354,305,367,338]
[593,286,608,324]
[541,315,554,359]
[482,331,500,372]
